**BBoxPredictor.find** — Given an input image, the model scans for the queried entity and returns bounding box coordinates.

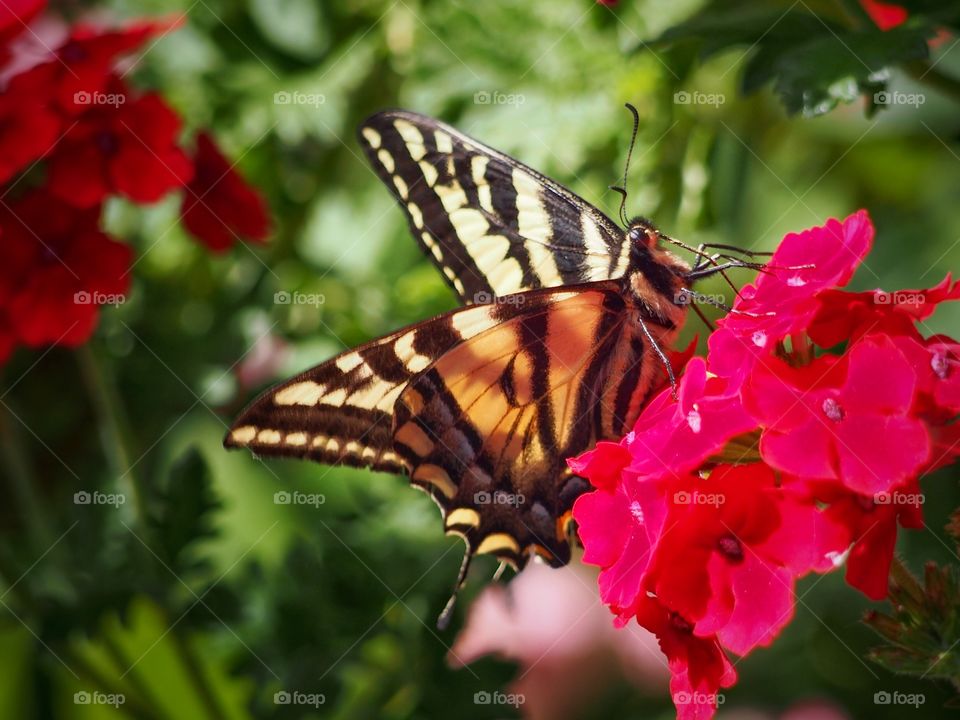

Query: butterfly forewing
[358,110,630,303]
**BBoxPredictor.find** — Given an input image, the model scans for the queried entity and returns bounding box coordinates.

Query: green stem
[169,628,230,720]
[76,344,147,526]
[0,404,55,550]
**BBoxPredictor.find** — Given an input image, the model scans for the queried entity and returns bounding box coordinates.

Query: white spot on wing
[275,381,325,406]
[361,127,381,149]
[394,119,425,160]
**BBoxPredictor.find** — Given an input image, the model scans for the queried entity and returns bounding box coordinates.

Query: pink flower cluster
[570,211,960,720]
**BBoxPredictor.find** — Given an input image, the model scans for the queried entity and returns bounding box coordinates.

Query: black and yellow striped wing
[226,282,672,570]
[224,303,500,472]
[358,110,631,303]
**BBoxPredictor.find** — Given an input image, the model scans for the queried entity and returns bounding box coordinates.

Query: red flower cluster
[0,3,270,366]
[571,211,960,720]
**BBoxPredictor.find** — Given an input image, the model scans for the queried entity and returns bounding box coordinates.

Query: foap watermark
[274,490,325,508]
[675,290,726,307]
[674,691,725,708]
[473,690,525,707]
[74,490,126,508]
[874,690,925,707]
[874,90,925,108]
[873,290,926,306]
[74,290,126,307]
[473,290,526,306]
[673,90,725,108]
[874,490,925,506]
[474,490,525,507]
[273,690,325,708]
[673,490,725,507]
[74,691,125,708]
[274,290,326,307]
[273,90,326,107]
[73,90,126,107]
[473,90,525,107]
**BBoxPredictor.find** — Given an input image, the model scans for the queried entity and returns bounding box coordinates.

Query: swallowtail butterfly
[225,109,752,625]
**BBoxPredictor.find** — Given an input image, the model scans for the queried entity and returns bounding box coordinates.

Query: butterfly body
[225,109,698,594]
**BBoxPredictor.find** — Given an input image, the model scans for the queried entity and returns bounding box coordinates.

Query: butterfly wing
[392,282,672,569]
[358,110,630,303]
[224,301,515,472]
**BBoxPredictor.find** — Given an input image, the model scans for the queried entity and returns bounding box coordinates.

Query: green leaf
[148,448,221,576]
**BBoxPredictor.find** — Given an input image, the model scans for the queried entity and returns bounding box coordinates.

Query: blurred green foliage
[2,0,960,718]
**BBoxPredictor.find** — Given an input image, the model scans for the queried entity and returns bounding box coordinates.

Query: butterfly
[224,108,756,626]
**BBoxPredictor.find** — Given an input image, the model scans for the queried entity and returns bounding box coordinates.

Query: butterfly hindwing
[392,282,671,568]
[358,110,631,303]
[225,301,516,473]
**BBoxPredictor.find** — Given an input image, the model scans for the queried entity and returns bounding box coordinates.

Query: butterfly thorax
[622,218,692,330]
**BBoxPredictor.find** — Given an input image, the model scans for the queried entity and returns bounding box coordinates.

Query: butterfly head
[626,216,660,249]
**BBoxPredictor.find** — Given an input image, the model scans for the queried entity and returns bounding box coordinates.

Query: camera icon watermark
[473,291,525,306]
[473,90,525,107]
[74,290,126,307]
[873,490,925,506]
[673,490,725,507]
[674,691,724,707]
[873,290,926,306]
[74,691,125,707]
[473,490,525,507]
[273,490,326,508]
[274,91,326,107]
[73,490,126,508]
[274,290,326,307]
[473,690,525,707]
[874,690,924,707]
[874,91,925,108]
[73,90,126,107]
[273,690,325,707]
[673,90,725,107]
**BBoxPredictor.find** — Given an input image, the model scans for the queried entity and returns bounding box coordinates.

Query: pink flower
[708,211,873,385]
[572,444,670,615]
[745,336,930,496]
[624,357,755,478]
[449,562,667,720]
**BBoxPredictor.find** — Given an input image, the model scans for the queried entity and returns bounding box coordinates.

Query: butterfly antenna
[437,543,473,630]
[609,103,641,228]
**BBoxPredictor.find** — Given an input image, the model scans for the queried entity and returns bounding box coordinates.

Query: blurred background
[1,0,959,717]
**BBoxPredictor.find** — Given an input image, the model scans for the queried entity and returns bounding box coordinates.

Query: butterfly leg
[637,315,677,399]
[437,541,474,630]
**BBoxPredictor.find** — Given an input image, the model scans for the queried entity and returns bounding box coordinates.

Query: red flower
[1,190,131,347]
[648,464,836,656]
[816,480,924,600]
[808,274,960,348]
[708,211,873,386]
[50,18,182,114]
[180,132,271,252]
[0,0,44,52]
[46,81,192,207]
[745,337,930,496]
[862,0,908,30]
[632,596,735,720]
[0,62,61,183]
